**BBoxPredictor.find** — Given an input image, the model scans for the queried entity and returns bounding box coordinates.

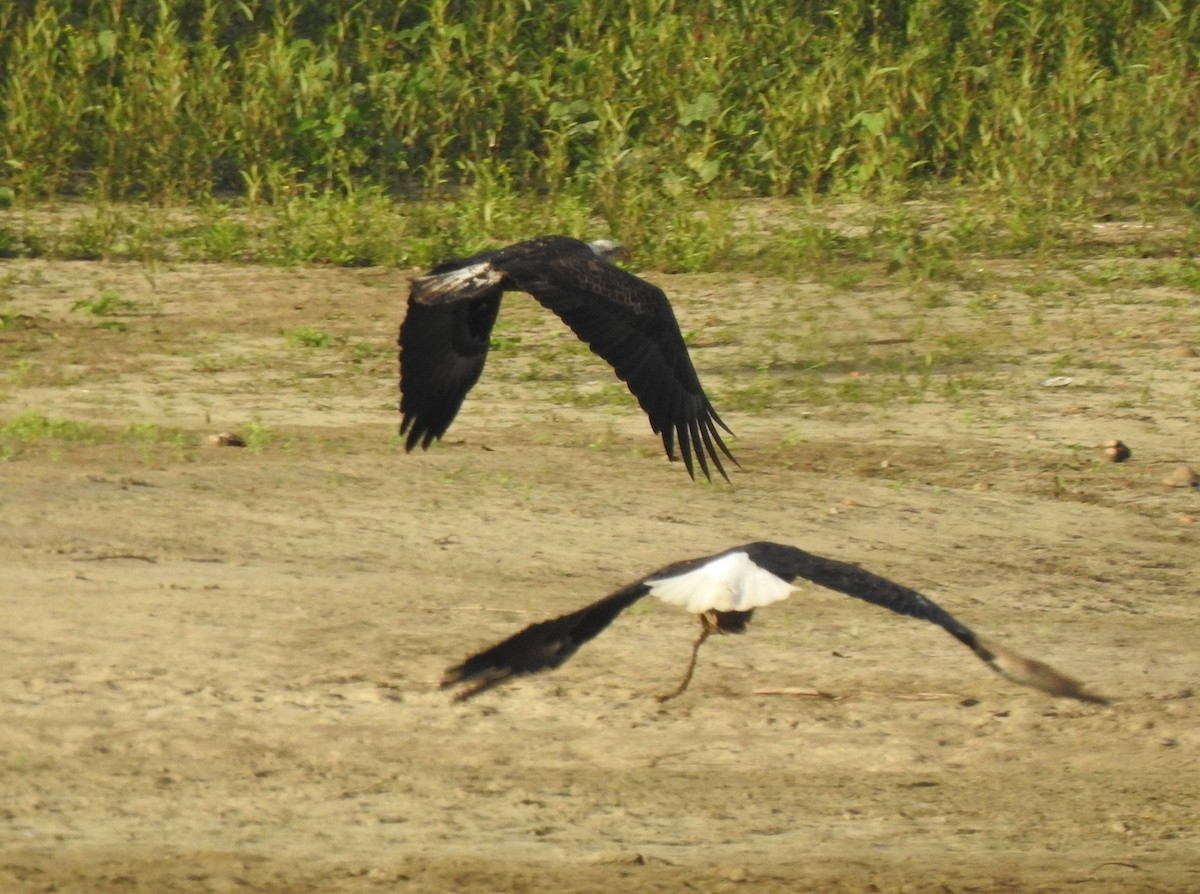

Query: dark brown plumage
[399,236,736,482]
[443,541,1108,705]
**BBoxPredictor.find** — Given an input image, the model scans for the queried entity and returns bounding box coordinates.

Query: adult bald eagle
[442,541,1108,705]
[399,236,736,482]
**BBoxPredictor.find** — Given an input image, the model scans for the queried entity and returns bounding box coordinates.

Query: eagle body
[399,236,735,481]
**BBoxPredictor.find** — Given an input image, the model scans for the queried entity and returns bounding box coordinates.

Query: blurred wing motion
[441,582,649,702]
[442,541,1108,705]
[399,235,736,481]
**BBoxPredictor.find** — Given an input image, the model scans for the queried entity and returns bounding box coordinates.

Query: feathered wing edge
[745,541,1109,705]
[662,398,737,484]
[441,581,652,701]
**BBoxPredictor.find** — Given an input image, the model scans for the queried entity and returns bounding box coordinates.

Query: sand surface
[1,253,1197,892]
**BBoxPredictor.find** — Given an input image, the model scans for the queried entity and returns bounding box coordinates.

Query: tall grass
[1,0,1197,265]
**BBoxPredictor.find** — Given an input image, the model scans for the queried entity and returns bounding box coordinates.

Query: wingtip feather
[973,636,1109,705]
[441,664,509,702]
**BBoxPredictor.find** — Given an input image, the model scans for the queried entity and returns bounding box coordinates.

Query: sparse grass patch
[285,327,335,349]
[0,225,21,259]
[0,412,193,460]
[0,188,1193,278]
[71,290,136,316]
[348,340,393,365]
[242,418,272,452]
[549,382,631,410]
[0,356,87,388]
[0,307,35,330]
[717,375,806,414]
[818,269,870,291]
[1076,258,1200,291]
[1,412,97,444]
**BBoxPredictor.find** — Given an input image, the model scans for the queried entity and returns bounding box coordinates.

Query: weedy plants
[0,0,1196,270]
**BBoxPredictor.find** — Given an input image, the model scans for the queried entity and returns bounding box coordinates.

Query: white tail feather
[647,551,795,614]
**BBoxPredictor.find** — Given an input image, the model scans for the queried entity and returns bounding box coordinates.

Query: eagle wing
[741,542,979,643]
[488,237,736,482]
[739,541,1107,704]
[398,252,504,452]
[441,580,650,701]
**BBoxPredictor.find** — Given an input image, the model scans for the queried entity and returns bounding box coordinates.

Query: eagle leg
[656,613,718,702]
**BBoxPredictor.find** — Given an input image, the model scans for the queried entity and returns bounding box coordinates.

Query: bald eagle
[399,236,736,482]
[442,541,1108,705]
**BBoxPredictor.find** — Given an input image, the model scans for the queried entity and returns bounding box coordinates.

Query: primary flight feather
[442,541,1108,705]
[399,235,736,482]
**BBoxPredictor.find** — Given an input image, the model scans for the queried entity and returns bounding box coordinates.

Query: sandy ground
[1,249,1198,893]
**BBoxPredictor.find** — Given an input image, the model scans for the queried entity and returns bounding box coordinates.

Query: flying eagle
[399,235,736,482]
[442,541,1108,705]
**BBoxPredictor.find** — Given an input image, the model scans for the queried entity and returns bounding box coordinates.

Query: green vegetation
[285,326,335,348]
[0,412,189,460]
[0,0,1197,270]
[70,289,136,316]
[242,418,273,451]
[1,413,98,444]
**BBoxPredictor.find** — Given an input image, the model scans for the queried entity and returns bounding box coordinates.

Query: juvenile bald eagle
[442,541,1108,705]
[399,236,736,482]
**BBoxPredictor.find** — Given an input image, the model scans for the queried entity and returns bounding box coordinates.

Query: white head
[587,238,630,263]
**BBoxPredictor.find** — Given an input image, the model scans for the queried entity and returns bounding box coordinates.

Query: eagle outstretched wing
[401,236,736,481]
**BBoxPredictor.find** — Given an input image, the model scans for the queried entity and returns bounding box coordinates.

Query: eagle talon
[656,619,715,702]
